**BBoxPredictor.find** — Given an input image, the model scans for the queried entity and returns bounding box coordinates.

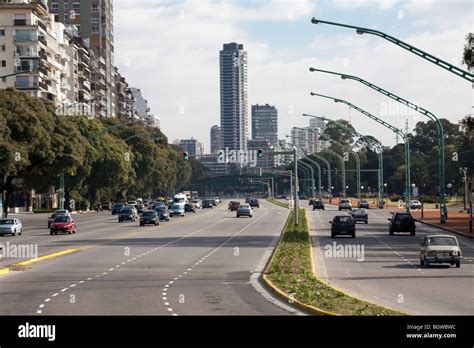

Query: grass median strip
[266,198,289,209]
[264,208,403,315]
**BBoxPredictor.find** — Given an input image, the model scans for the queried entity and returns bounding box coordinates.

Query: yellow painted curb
[262,274,337,316]
[13,249,78,267]
[0,268,10,275]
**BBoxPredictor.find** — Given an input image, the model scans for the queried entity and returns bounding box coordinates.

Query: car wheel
[365,221,368,224]
[50,232,54,235]
[410,230,415,236]
[420,258,425,266]
[19,228,22,235]
[456,261,460,268]
[73,230,76,234]
[338,208,341,211]
[389,229,394,236]
[12,229,16,236]
[68,231,72,235]
[331,233,335,238]
[236,215,240,218]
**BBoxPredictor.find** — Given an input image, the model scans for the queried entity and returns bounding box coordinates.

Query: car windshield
[55,210,68,214]
[54,216,70,223]
[341,200,349,204]
[114,204,123,208]
[395,214,413,222]
[334,216,352,225]
[353,209,365,214]
[0,219,14,225]
[172,204,183,209]
[428,237,458,246]
[157,207,166,212]
[142,211,156,217]
[240,205,250,209]
[121,209,132,214]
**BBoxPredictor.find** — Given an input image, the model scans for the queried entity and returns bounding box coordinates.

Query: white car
[409,200,422,210]
[420,235,462,268]
[191,199,202,209]
[0,218,23,236]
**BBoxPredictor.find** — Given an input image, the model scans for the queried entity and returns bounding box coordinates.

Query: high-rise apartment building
[219,42,248,151]
[210,125,222,154]
[48,0,115,118]
[179,138,204,157]
[251,104,278,147]
[0,0,71,102]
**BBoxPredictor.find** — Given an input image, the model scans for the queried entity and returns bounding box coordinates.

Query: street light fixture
[309,67,446,222]
[310,91,411,213]
[310,18,473,82]
[302,113,384,206]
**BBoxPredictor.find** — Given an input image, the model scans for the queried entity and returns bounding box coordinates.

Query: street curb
[261,209,338,316]
[414,219,474,240]
[0,248,80,276]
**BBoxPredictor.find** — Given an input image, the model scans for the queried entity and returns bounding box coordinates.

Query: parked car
[389,212,416,235]
[202,200,213,209]
[118,209,137,222]
[170,203,185,217]
[330,215,355,238]
[338,199,352,211]
[0,218,22,236]
[210,198,217,206]
[214,197,221,204]
[236,204,252,218]
[191,199,201,209]
[47,210,71,228]
[229,201,240,211]
[245,197,251,203]
[112,203,124,215]
[50,215,76,235]
[409,200,422,210]
[312,200,325,211]
[351,209,368,224]
[154,206,170,221]
[185,203,196,213]
[309,198,316,206]
[420,235,462,268]
[100,202,112,210]
[358,200,370,209]
[140,210,159,226]
[248,198,259,208]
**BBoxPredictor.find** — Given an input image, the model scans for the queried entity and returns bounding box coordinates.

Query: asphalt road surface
[0,200,297,315]
[307,203,474,315]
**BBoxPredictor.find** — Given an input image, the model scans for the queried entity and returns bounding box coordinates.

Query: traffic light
[183,152,189,161]
[257,149,264,159]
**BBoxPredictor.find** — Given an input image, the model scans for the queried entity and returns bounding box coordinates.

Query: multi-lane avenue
[307,204,474,315]
[0,200,297,316]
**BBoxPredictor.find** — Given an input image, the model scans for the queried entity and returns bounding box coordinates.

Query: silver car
[0,218,23,236]
[420,235,462,268]
[236,204,253,218]
[351,209,368,224]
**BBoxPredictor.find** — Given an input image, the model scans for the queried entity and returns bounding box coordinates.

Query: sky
[114,0,472,151]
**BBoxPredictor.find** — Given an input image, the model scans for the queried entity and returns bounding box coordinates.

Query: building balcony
[15,80,38,89]
[15,34,38,42]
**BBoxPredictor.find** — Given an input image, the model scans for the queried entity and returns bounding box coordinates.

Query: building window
[92,26,99,33]
[2,77,6,83]
[1,60,6,67]
[0,29,4,36]
[91,16,99,23]
[0,45,5,51]
[91,4,99,12]
[72,3,80,12]
[51,3,59,11]
[14,14,27,26]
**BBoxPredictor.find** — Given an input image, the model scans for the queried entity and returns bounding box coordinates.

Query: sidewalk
[411,209,472,238]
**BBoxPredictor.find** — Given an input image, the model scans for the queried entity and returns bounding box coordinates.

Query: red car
[229,201,240,211]
[50,215,77,235]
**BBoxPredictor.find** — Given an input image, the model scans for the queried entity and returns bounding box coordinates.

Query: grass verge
[264,208,403,315]
[266,198,289,209]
